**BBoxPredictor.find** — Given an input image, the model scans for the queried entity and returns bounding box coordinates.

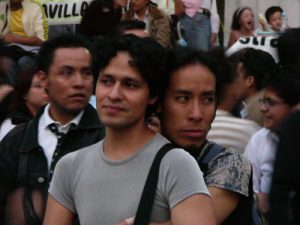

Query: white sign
[42,0,93,25]
[226,36,279,63]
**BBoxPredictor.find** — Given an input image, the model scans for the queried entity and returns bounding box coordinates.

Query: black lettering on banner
[42,1,91,20]
[50,4,59,18]
[80,2,89,16]
[58,4,63,18]
[239,37,250,44]
[260,37,266,46]
[252,37,259,45]
[72,3,79,16]
[64,4,71,17]
[270,38,278,48]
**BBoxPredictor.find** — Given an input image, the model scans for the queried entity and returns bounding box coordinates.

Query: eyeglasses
[31,83,42,88]
[259,97,285,108]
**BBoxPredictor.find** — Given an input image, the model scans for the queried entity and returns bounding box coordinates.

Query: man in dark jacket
[0,34,105,225]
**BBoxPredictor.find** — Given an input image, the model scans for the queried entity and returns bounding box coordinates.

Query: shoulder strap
[198,142,225,175]
[133,143,175,225]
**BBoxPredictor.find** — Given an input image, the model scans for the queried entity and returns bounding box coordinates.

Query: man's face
[41,47,93,122]
[260,88,291,132]
[160,63,217,149]
[96,51,155,129]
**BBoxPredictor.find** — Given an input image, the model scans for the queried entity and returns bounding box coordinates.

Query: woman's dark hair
[231,7,252,30]
[6,57,39,121]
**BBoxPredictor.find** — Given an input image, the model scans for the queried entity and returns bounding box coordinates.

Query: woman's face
[239,9,254,31]
[24,74,49,115]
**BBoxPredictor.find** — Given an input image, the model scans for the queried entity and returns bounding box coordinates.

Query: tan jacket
[122,3,172,47]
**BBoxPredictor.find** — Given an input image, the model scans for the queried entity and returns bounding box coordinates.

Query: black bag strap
[133,143,175,225]
[198,142,225,175]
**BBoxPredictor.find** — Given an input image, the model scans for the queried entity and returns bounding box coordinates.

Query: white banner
[226,36,279,63]
[42,0,93,25]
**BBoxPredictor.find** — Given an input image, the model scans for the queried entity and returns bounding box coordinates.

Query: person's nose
[108,83,122,101]
[188,100,203,121]
[72,73,86,88]
[260,102,268,113]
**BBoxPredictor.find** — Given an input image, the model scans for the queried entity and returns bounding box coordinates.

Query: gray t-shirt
[49,134,209,225]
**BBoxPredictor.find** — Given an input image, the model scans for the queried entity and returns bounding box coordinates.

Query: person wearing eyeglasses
[0,57,49,141]
[244,66,300,225]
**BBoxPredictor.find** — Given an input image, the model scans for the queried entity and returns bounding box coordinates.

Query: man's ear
[237,63,254,88]
[36,70,48,93]
[245,75,255,88]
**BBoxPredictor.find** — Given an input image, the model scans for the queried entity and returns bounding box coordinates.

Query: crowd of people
[0,0,299,225]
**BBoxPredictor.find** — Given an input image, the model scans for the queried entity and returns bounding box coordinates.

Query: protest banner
[42,0,93,25]
[226,36,279,63]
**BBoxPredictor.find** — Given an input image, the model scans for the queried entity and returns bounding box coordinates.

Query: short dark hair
[37,34,92,74]
[264,65,300,107]
[265,6,283,23]
[93,35,166,116]
[231,7,253,30]
[116,20,146,35]
[159,47,220,102]
[241,48,276,90]
[277,28,300,66]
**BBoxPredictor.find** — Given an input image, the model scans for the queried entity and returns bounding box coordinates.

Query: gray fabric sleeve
[158,148,210,209]
[205,148,252,197]
[49,153,77,213]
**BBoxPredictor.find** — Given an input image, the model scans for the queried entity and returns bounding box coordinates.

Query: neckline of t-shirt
[99,133,161,165]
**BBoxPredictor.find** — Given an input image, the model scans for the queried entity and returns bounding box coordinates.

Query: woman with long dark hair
[0,57,49,140]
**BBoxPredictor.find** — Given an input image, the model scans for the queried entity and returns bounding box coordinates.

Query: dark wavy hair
[6,57,39,121]
[158,47,220,103]
[93,35,166,116]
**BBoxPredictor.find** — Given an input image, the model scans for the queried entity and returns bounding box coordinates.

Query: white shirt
[244,128,279,194]
[207,109,261,153]
[0,118,16,141]
[210,0,220,34]
[38,104,83,170]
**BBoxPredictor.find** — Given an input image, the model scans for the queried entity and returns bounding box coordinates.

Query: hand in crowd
[257,192,270,215]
